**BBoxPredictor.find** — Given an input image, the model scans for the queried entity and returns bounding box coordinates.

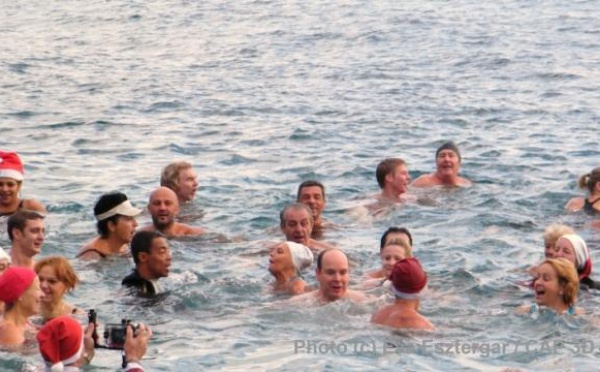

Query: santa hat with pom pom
[37,316,84,372]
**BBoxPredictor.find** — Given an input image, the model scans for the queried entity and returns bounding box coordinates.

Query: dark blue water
[2,0,600,370]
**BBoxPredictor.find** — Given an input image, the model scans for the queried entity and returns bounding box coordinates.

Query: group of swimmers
[0,143,599,369]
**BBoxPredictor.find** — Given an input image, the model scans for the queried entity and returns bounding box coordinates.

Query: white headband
[95,200,141,221]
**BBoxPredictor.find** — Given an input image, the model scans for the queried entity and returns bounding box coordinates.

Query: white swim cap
[286,242,313,272]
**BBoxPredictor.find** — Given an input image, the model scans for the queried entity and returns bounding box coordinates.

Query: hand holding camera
[124,322,152,366]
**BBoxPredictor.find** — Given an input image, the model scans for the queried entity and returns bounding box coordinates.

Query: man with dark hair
[296,180,327,238]
[122,231,172,296]
[380,227,413,250]
[411,141,471,187]
[78,192,141,260]
[375,158,411,203]
[7,210,45,268]
[279,203,334,253]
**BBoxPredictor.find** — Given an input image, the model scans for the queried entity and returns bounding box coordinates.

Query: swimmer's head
[436,142,461,162]
[380,227,413,251]
[0,151,24,181]
[534,258,579,308]
[269,242,313,276]
[316,249,349,301]
[578,166,600,193]
[376,158,406,189]
[94,192,141,238]
[380,242,411,278]
[390,258,427,299]
[161,161,198,203]
[280,203,314,245]
[542,224,574,258]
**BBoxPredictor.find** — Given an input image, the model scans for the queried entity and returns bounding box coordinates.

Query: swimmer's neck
[393,297,420,311]
[8,250,34,269]
[270,267,297,286]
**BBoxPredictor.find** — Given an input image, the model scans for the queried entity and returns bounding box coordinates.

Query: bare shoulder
[457,177,472,187]
[289,278,307,295]
[565,197,584,212]
[77,238,103,260]
[178,223,206,236]
[77,249,102,261]
[22,198,47,214]
[517,304,532,314]
[410,174,435,188]
[311,239,336,251]
[347,289,369,302]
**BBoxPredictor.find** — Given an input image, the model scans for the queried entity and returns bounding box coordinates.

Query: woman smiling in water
[521,258,582,315]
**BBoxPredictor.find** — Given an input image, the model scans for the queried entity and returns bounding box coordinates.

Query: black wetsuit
[122,269,159,296]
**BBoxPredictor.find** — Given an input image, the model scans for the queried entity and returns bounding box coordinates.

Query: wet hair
[542,224,575,248]
[131,230,164,265]
[316,249,347,271]
[578,167,600,193]
[296,180,326,202]
[34,256,79,292]
[375,158,406,189]
[161,161,193,192]
[7,210,45,242]
[279,203,314,228]
[540,258,579,307]
[436,141,461,162]
[380,227,413,250]
[94,192,129,238]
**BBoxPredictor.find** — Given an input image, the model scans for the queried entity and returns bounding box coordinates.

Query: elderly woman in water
[554,234,600,290]
[34,256,83,322]
[0,151,46,217]
[520,258,582,315]
[0,267,42,347]
[268,241,313,295]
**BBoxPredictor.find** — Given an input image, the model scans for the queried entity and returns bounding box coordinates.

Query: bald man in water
[295,249,367,304]
[140,187,205,238]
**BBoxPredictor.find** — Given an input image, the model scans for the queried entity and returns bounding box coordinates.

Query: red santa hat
[37,316,84,372]
[0,151,24,181]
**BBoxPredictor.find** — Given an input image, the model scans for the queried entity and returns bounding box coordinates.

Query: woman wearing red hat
[0,151,46,217]
[0,266,43,347]
[371,257,435,330]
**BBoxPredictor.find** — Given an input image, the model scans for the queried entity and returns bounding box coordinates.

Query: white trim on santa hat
[0,152,24,181]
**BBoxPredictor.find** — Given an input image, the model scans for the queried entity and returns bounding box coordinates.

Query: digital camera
[88,309,139,350]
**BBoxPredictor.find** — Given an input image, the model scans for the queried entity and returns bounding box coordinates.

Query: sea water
[1,0,600,370]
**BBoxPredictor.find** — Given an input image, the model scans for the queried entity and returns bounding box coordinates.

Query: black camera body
[89,310,139,350]
[104,319,140,350]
